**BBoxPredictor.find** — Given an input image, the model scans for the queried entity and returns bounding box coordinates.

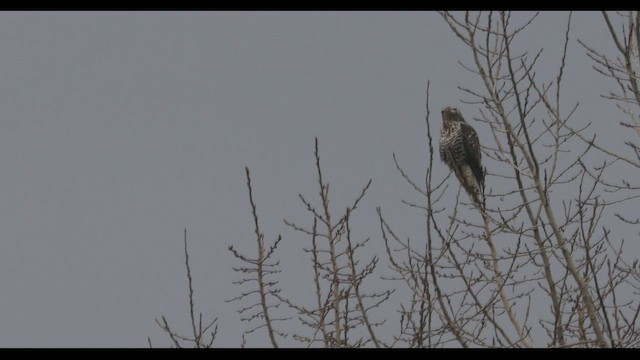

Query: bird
[439,106,485,207]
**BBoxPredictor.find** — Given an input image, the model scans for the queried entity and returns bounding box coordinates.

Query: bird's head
[442,107,466,126]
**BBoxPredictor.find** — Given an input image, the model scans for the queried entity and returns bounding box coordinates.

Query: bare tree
[377,10,640,348]
[154,11,640,348]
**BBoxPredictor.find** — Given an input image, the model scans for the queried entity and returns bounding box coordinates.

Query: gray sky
[0,11,633,347]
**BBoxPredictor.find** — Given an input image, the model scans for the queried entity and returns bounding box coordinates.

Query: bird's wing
[460,122,484,187]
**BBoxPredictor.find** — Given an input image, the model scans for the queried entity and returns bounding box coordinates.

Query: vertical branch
[310,217,330,346]
[227,168,287,347]
[155,230,218,348]
[183,228,200,347]
[245,167,280,348]
[344,211,381,348]
[381,82,473,348]
[314,137,342,346]
[480,210,533,347]
[416,83,435,348]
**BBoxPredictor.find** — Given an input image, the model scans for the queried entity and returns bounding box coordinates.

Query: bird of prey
[439,106,485,207]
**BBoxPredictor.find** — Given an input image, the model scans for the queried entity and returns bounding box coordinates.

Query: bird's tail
[460,165,484,208]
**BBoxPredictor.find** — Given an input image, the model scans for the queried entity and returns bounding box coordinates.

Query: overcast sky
[0,11,633,347]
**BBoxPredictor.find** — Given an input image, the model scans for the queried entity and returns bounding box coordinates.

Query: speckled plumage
[439,107,485,206]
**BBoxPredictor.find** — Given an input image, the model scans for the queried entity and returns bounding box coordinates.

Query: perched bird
[439,106,485,207]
